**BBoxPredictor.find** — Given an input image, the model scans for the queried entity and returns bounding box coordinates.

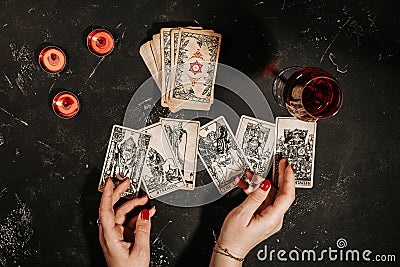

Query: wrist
[211,243,244,267]
[211,231,248,265]
[215,241,249,259]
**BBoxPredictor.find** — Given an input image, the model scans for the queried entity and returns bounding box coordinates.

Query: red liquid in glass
[284,67,342,120]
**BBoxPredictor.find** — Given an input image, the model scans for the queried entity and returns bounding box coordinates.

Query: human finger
[115,195,148,225]
[235,170,253,191]
[249,174,266,193]
[267,165,296,216]
[236,171,265,194]
[236,177,249,192]
[126,206,156,230]
[236,179,271,224]
[278,158,289,189]
[112,178,130,205]
[255,185,277,213]
[98,223,107,249]
[99,178,116,229]
[264,185,277,206]
[132,209,152,260]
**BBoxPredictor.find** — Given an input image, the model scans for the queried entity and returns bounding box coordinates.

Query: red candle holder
[39,46,66,73]
[52,91,80,119]
[87,28,114,56]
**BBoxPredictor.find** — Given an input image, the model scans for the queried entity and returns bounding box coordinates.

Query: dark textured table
[0,0,399,266]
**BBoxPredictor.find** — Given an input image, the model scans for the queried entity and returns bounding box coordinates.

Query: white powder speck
[0,195,34,265]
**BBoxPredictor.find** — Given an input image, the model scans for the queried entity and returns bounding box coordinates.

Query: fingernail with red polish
[246,170,254,179]
[123,177,129,182]
[141,209,149,221]
[260,179,271,192]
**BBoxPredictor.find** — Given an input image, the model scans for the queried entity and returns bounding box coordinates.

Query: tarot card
[161,118,200,190]
[161,27,177,107]
[235,115,275,178]
[198,116,250,194]
[98,125,152,199]
[170,29,180,68]
[150,34,162,88]
[168,28,221,110]
[170,27,207,68]
[139,41,162,90]
[272,117,317,189]
[140,122,186,198]
[150,33,162,72]
[166,27,211,109]
[163,28,180,109]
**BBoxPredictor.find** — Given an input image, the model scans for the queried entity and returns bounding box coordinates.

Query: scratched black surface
[0,0,399,266]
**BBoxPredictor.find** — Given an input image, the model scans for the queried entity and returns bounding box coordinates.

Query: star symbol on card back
[188,60,203,75]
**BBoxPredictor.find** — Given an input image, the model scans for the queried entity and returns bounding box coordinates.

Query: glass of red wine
[272,66,343,121]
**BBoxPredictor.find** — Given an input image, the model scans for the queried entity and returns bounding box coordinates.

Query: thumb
[237,179,271,221]
[133,209,151,256]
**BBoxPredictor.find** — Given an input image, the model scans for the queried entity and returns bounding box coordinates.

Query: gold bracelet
[212,231,245,262]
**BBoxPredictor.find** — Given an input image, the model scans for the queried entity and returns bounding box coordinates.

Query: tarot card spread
[236,115,275,179]
[198,116,249,194]
[98,125,151,199]
[273,117,317,189]
[140,122,186,198]
[161,118,200,190]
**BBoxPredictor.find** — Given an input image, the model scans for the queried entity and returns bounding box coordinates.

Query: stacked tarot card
[140,27,222,112]
[98,116,317,199]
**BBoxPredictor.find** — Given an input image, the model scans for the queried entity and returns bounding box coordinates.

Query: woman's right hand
[210,158,296,266]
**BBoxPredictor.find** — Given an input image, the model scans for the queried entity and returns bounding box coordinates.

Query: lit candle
[52,91,80,119]
[38,46,66,73]
[87,29,114,56]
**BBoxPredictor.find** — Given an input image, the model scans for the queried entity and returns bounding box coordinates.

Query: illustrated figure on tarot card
[146,147,181,185]
[279,128,313,180]
[164,123,187,169]
[242,123,271,175]
[113,137,137,181]
[200,125,240,183]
